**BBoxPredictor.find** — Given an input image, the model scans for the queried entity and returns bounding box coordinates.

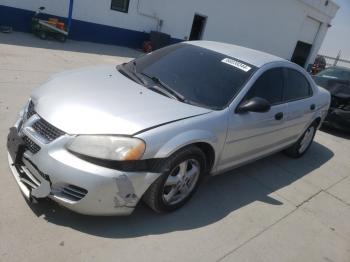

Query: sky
[319,0,350,59]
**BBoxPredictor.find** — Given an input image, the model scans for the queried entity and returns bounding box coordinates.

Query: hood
[313,76,350,100]
[31,65,211,135]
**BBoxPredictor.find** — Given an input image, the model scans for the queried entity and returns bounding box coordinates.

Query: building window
[111,0,130,13]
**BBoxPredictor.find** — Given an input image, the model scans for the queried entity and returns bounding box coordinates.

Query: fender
[153,129,218,159]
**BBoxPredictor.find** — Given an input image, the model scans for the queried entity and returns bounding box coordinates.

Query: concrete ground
[0,32,349,262]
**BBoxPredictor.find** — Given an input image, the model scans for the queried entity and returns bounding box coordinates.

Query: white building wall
[0,0,159,33]
[145,0,338,62]
[0,0,339,65]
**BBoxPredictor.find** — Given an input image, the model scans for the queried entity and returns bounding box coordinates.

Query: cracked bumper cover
[7,122,161,216]
[325,107,350,130]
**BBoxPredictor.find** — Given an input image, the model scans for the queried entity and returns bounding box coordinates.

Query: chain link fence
[320,54,350,68]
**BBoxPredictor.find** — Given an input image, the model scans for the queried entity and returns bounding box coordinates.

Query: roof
[187,41,287,68]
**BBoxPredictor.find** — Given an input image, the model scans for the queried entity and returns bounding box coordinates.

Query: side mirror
[236,97,271,113]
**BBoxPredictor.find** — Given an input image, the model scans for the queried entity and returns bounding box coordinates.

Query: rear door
[283,68,315,139]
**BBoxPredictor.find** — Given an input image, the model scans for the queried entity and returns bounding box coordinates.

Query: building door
[291,41,312,67]
[189,14,207,40]
[291,17,321,67]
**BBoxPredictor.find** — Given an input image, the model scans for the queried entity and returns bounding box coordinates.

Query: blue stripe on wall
[0,5,182,48]
[0,5,34,32]
[70,20,148,48]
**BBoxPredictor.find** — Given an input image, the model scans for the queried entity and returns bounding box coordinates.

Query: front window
[245,68,284,105]
[128,43,257,109]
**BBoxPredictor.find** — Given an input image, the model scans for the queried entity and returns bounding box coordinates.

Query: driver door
[219,67,293,171]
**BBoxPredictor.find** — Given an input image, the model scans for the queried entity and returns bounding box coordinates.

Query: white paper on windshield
[221,58,251,72]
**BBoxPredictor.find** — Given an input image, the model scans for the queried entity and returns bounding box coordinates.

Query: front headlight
[66,135,146,161]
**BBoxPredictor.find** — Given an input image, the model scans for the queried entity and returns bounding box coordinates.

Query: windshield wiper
[131,61,148,85]
[140,73,185,102]
[117,63,147,85]
[147,85,180,100]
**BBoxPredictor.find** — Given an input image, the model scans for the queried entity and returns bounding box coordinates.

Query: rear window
[133,44,257,109]
[284,69,312,101]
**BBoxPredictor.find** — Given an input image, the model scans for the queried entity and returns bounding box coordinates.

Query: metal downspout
[67,0,74,32]
[137,0,162,31]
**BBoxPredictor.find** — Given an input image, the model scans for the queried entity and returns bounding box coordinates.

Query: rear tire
[283,122,317,158]
[143,146,206,213]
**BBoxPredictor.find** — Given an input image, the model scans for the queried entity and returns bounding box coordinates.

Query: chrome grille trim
[32,118,65,142]
[24,101,65,143]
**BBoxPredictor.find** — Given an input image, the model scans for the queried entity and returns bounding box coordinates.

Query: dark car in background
[313,66,350,131]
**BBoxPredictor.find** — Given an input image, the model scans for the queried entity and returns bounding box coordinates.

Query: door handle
[275,112,284,120]
[310,104,316,111]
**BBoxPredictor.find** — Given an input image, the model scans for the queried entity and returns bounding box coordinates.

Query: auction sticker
[221,58,251,72]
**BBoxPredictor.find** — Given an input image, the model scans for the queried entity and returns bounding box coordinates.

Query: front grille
[23,136,41,154]
[61,185,88,201]
[24,100,65,142]
[26,100,35,119]
[32,118,65,142]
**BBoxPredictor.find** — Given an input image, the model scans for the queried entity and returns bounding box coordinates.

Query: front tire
[284,123,317,158]
[143,146,206,213]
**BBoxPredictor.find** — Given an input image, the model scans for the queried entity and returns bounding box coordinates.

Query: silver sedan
[7,41,330,215]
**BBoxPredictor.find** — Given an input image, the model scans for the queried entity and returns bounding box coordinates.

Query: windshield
[317,67,350,82]
[127,43,257,110]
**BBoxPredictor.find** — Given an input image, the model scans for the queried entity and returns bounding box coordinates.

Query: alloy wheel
[299,126,315,154]
[162,159,201,205]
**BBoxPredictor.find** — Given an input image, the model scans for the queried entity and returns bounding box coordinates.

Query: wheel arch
[152,130,218,173]
[313,116,322,129]
[191,142,216,173]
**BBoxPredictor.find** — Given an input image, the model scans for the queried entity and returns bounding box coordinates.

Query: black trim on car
[69,151,165,172]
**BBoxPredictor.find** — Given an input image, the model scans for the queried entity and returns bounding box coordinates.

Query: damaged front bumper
[7,119,161,216]
[323,94,350,131]
[324,107,350,131]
